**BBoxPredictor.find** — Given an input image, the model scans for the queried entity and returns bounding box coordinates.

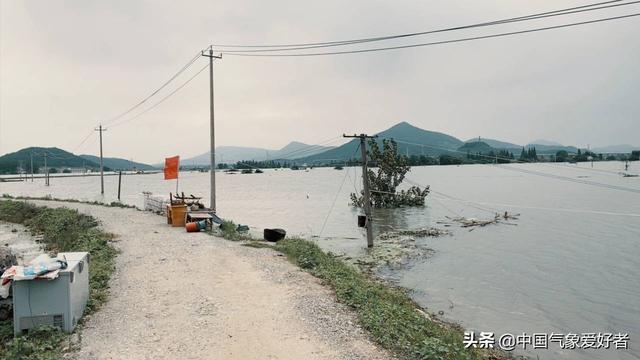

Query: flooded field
[2,161,639,359]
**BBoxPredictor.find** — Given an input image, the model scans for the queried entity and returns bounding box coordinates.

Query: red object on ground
[164,156,180,180]
[185,222,200,232]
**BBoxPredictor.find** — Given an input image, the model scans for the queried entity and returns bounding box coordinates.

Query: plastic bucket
[185,222,200,232]
[170,204,188,227]
[357,215,367,228]
[196,220,208,230]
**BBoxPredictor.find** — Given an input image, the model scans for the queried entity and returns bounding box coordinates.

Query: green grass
[0,200,118,359]
[1,194,137,209]
[215,220,252,241]
[275,238,480,360]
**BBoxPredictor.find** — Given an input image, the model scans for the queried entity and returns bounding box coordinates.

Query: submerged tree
[350,139,430,208]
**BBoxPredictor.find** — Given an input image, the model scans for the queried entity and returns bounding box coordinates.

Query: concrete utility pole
[95,125,107,194]
[343,133,378,248]
[201,48,222,212]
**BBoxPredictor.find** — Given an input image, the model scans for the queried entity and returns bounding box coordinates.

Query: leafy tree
[520,147,527,160]
[350,139,429,208]
[438,154,462,165]
[555,150,569,162]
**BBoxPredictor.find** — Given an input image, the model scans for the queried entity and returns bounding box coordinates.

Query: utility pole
[30,152,34,182]
[44,152,49,186]
[201,48,222,212]
[95,125,107,194]
[343,133,378,248]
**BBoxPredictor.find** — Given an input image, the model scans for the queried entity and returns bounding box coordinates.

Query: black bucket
[357,215,367,228]
[264,228,286,242]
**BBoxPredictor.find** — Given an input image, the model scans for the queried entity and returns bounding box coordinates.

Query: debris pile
[441,212,519,231]
[355,227,449,271]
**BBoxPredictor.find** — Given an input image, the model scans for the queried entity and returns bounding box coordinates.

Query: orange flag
[164,156,179,180]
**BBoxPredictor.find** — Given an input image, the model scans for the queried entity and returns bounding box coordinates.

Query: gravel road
[27,200,393,360]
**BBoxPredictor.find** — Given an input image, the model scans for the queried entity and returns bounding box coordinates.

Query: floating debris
[443,212,519,231]
[354,227,449,271]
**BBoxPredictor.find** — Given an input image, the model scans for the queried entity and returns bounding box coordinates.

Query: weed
[0,200,117,359]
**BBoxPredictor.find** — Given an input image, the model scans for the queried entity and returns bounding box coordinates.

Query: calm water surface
[2,161,639,359]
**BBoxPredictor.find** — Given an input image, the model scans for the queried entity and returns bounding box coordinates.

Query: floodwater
[2,161,639,359]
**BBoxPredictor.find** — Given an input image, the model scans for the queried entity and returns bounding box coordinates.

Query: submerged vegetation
[0,200,118,359]
[350,139,430,208]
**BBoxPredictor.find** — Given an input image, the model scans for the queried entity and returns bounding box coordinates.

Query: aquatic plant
[350,139,430,208]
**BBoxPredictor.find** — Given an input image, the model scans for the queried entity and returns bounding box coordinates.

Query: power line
[222,13,640,57]
[392,138,625,176]
[216,1,639,53]
[212,0,629,49]
[388,138,640,195]
[101,51,203,126]
[232,136,344,167]
[495,164,640,194]
[318,143,361,237]
[71,130,95,153]
[109,62,210,129]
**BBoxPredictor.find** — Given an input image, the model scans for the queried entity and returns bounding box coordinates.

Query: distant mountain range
[299,122,464,164]
[528,139,564,147]
[591,144,640,153]
[0,147,156,174]
[464,138,579,155]
[465,138,521,150]
[0,147,98,174]
[2,125,638,174]
[294,122,638,163]
[180,141,335,166]
[79,155,156,171]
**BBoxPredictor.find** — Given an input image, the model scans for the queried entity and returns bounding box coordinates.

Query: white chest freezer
[13,252,90,335]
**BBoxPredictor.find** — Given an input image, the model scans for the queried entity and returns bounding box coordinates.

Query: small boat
[264,228,286,242]
[334,165,344,170]
[241,169,253,174]
[255,169,264,174]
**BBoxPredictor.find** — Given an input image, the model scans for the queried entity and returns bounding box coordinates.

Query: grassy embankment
[215,221,507,360]
[1,194,136,209]
[0,200,117,360]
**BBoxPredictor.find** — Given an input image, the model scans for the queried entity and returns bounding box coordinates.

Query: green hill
[0,147,101,174]
[80,155,156,171]
[457,141,495,154]
[465,138,521,150]
[524,144,579,154]
[298,122,464,163]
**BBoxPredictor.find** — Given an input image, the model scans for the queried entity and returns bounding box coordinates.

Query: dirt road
[27,201,391,360]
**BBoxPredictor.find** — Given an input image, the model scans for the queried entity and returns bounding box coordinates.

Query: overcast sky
[1,0,639,163]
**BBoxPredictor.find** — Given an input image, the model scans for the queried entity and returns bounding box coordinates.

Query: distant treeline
[178,149,640,171]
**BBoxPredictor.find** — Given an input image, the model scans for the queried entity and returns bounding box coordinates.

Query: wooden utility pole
[117,171,122,201]
[343,133,378,248]
[44,152,49,186]
[95,125,107,194]
[201,48,222,213]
